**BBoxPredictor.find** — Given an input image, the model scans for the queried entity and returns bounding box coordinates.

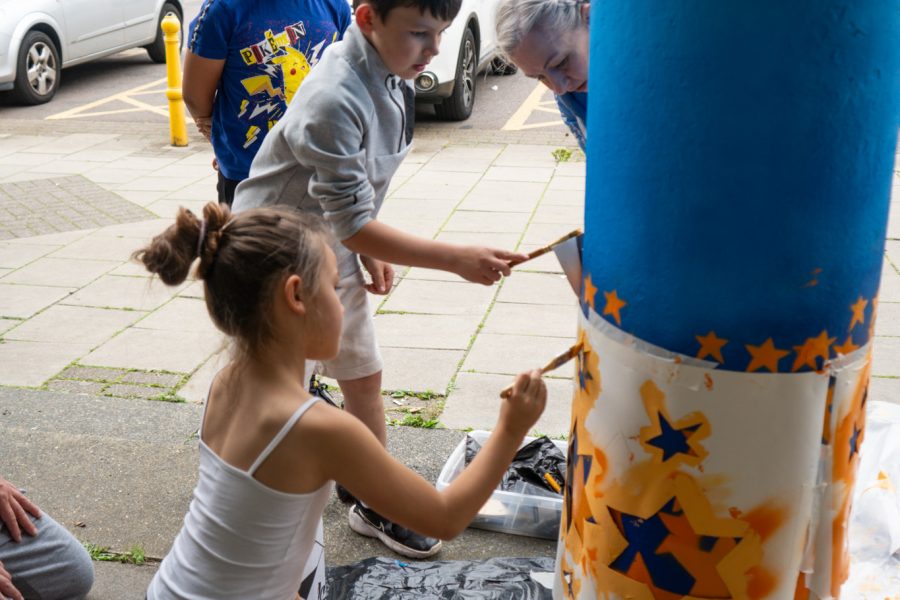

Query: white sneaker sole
[347,506,443,559]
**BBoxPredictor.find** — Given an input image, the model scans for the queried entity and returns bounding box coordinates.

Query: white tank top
[147,396,333,600]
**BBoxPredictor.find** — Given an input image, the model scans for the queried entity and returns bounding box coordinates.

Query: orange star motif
[745,338,789,373]
[833,335,860,356]
[602,290,627,326]
[695,331,728,363]
[582,275,597,310]
[791,330,836,372]
[849,296,868,330]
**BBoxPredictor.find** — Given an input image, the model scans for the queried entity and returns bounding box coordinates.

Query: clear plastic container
[436,430,566,540]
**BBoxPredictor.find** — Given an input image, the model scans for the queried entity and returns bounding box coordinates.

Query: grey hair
[495,0,587,59]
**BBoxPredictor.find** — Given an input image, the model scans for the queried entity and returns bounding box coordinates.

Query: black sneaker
[348,502,442,559]
[335,483,357,505]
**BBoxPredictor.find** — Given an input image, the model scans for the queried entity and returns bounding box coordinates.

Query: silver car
[0,0,183,105]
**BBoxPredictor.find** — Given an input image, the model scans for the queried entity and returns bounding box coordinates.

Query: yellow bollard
[162,13,188,147]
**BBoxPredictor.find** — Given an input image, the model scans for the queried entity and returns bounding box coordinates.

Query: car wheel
[490,56,518,76]
[434,27,477,121]
[145,2,183,64]
[9,31,61,105]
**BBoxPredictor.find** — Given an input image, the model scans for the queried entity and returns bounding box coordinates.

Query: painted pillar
[555,2,899,599]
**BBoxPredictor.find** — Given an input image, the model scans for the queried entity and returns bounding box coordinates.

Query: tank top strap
[248,397,320,475]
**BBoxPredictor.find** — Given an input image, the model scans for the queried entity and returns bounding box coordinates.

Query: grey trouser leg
[0,513,94,600]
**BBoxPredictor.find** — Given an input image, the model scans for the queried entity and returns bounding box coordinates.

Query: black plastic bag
[465,435,566,495]
[326,556,554,599]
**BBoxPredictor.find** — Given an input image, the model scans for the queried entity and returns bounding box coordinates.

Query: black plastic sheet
[325,556,554,599]
[465,435,566,495]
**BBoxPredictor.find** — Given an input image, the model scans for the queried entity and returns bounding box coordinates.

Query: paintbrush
[508,229,582,268]
[499,343,582,398]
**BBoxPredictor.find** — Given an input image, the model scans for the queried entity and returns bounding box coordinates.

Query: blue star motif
[849,423,862,461]
[647,413,700,462]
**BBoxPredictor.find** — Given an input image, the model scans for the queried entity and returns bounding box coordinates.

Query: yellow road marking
[502,81,565,131]
[46,77,184,121]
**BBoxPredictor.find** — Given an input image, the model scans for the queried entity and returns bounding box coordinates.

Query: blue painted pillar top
[582,0,900,372]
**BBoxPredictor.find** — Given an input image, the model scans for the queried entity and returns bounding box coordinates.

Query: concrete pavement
[1,122,899,598]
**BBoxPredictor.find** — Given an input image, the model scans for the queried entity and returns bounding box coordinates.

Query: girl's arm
[305,370,546,539]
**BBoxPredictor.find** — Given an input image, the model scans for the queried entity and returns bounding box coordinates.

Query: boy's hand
[0,477,40,543]
[452,247,529,285]
[498,370,547,438]
[360,256,394,295]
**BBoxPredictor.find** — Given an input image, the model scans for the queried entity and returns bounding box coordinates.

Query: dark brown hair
[134,202,330,357]
[357,0,462,22]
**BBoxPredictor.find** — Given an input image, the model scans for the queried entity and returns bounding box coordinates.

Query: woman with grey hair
[496,0,590,149]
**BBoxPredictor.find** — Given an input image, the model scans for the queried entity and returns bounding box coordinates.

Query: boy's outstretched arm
[343,221,528,285]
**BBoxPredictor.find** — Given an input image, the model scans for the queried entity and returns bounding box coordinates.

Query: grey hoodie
[232,23,414,277]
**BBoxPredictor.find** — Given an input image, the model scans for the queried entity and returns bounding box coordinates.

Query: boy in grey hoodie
[232,0,527,558]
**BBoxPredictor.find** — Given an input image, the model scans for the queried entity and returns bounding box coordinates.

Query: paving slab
[869,376,900,405]
[82,327,224,373]
[380,346,465,393]
[377,196,459,222]
[135,297,216,333]
[875,302,900,336]
[0,242,60,269]
[21,133,117,155]
[440,371,572,437]
[880,261,900,302]
[493,145,559,167]
[497,272,576,306]
[545,176,585,192]
[419,155,497,173]
[375,313,481,350]
[402,266,467,283]
[380,279,496,316]
[462,333,576,376]
[0,339,91,386]
[540,189,584,207]
[0,283,75,318]
[178,349,229,403]
[0,317,19,333]
[442,210,531,233]
[872,336,900,377]
[390,180,473,202]
[435,230,522,250]
[531,202,583,225]
[3,304,143,345]
[0,257,118,288]
[65,275,181,311]
[552,161,586,177]
[484,166,555,183]
[482,302,576,339]
[458,180,545,213]
[2,229,96,247]
[50,235,145,262]
[521,221,581,247]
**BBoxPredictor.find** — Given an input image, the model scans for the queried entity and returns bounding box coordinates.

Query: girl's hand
[498,369,547,438]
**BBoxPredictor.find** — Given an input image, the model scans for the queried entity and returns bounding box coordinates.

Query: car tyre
[434,27,477,122]
[9,30,61,105]
[489,56,518,76]
[145,2,183,64]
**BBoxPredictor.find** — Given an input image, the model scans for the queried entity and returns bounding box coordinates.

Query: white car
[0,0,184,105]
[412,0,517,121]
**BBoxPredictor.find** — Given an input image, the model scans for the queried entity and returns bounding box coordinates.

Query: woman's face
[508,6,590,95]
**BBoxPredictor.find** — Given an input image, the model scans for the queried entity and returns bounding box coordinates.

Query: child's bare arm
[182,52,225,142]
[344,220,528,285]
[306,370,546,539]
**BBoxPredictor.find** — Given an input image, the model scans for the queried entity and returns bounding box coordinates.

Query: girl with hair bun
[136,202,548,600]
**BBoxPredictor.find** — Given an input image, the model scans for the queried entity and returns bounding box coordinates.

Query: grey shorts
[318,269,382,382]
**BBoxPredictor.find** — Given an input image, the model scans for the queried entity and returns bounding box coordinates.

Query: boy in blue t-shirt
[183,0,351,205]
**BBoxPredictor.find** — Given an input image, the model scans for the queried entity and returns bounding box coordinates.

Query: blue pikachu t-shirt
[188,0,351,181]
